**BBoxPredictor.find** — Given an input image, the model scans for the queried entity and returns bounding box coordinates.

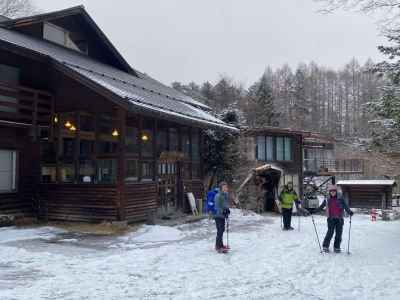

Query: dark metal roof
[0,25,235,131]
[0,5,134,74]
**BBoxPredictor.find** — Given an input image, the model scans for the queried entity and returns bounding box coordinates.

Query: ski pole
[226,216,229,249]
[347,216,352,255]
[311,214,322,253]
[298,211,300,232]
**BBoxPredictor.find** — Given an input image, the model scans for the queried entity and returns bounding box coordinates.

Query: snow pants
[215,217,225,249]
[323,217,344,249]
[282,208,293,229]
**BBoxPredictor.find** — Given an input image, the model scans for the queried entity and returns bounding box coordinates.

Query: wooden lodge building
[0,6,237,222]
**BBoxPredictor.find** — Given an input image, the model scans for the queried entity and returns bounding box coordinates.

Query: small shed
[337,180,396,209]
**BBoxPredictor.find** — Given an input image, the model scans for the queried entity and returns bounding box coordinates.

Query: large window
[0,64,20,113]
[0,150,17,192]
[257,135,293,161]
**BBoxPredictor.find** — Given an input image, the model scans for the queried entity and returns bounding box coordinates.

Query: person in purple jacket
[318,185,354,253]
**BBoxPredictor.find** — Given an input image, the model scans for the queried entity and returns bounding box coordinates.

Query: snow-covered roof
[0,19,240,131]
[337,180,396,186]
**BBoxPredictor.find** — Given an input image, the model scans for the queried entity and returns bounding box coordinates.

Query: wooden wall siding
[39,184,119,222]
[124,183,158,222]
[0,193,31,215]
[342,186,392,209]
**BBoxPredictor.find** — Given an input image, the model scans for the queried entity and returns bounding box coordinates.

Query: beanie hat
[328,184,337,191]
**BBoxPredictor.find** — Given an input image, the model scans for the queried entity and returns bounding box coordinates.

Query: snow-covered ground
[1,210,400,300]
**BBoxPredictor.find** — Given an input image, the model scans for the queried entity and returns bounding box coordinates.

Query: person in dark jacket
[279,182,300,230]
[213,181,230,253]
[318,184,354,253]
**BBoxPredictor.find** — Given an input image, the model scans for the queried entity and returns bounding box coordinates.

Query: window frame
[0,149,18,193]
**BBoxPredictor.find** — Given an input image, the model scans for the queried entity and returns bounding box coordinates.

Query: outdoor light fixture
[112,129,119,137]
[65,120,72,128]
[54,116,58,123]
[70,125,77,132]
[141,134,149,142]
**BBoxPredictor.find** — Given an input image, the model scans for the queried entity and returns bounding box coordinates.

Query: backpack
[206,188,219,215]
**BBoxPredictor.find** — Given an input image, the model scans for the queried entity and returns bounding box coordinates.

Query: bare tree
[315,0,400,29]
[0,0,37,18]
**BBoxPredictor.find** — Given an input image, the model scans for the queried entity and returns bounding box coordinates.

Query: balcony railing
[0,81,53,127]
[304,158,364,175]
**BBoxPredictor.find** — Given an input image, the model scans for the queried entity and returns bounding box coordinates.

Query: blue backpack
[206,188,219,215]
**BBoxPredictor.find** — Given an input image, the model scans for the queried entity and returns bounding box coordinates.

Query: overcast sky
[34,0,385,87]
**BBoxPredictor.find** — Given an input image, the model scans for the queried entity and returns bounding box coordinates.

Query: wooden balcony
[304,158,364,176]
[0,81,53,128]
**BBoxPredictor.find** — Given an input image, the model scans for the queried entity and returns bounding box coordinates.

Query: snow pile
[0,226,66,244]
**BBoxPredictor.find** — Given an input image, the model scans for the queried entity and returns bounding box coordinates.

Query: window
[0,64,20,113]
[97,159,116,184]
[43,22,81,52]
[126,126,139,154]
[79,160,95,183]
[192,131,200,161]
[256,136,293,162]
[125,159,138,182]
[169,128,178,151]
[256,136,266,160]
[156,128,168,157]
[0,150,17,192]
[41,142,56,183]
[60,164,75,183]
[141,119,154,158]
[141,161,154,181]
[182,130,190,158]
[276,137,284,161]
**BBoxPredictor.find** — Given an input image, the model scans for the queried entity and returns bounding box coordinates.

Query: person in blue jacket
[213,181,230,252]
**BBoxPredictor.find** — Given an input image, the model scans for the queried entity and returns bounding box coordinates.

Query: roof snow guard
[0,10,237,132]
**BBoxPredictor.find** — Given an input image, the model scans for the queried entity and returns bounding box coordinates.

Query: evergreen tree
[247,72,277,127]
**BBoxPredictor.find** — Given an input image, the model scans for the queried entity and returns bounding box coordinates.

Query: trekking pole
[226,216,229,249]
[298,211,300,232]
[311,214,322,253]
[347,215,352,255]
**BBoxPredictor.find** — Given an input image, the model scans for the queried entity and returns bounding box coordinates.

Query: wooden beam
[116,108,127,221]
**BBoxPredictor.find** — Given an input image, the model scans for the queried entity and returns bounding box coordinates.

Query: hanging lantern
[65,120,72,128]
[112,129,119,137]
[70,125,77,131]
[54,116,58,124]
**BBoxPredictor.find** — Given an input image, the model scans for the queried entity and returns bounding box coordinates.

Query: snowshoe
[323,247,330,253]
[334,248,341,253]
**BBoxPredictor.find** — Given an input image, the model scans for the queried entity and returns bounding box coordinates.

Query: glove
[349,211,354,216]
[223,208,230,217]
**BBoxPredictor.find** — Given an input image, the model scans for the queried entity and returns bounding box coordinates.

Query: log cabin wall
[38,184,118,222]
[124,183,158,222]
[0,127,40,216]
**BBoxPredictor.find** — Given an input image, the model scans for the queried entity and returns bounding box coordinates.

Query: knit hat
[328,184,337,191]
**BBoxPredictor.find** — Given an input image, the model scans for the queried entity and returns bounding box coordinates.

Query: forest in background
[172,59,384,139]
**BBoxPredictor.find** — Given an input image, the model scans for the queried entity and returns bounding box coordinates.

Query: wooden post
[32,93,38,142]
[116,108,127,221]
[74,112,80,184]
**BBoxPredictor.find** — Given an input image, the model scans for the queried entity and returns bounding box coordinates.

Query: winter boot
[334,248,341,253]
[288,227,294,230]
[217,247,228,254]
[323,247,330,253]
